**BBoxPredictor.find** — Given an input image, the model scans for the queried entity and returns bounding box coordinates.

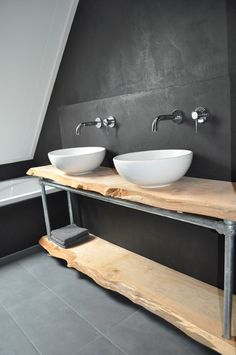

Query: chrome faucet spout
[75,122,83,136]
[151,110,185,132]
[158,114,174,121]
[152,115,173,132]
[75,118,102,135]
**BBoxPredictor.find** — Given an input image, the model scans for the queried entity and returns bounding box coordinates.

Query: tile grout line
[71,335,104,355]
[20,262,131,355]
[32,272,130,355]
[72,334,128,355]
[100,302,141,331]
[71,334,102,355]
[0,301,42,355]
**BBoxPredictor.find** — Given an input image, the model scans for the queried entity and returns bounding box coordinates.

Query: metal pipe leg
[67,191,74,225]
[40,180,51,239]
[223,220,236,339]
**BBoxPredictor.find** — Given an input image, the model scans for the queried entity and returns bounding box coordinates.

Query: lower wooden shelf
[39,235,236,355]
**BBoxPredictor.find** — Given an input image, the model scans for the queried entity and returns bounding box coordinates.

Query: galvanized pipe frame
[39,178,236,340]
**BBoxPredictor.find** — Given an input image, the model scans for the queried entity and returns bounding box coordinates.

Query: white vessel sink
[113,149,193,188]
[48,147,106,175]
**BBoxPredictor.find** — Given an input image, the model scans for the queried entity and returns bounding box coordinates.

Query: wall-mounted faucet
[75,117,102,135]
[152,110,185,132]
[75,116,117,135]
[191,107,210,133]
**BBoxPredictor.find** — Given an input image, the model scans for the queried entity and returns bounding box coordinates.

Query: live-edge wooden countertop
[27,165,236,221]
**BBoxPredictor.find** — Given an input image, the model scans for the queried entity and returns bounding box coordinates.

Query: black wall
[0,160,33,181]
[0,192,69,258]
[34,0,231,174]
[227,0,236,179]
[33,0,235,289]
[58,81,230,180]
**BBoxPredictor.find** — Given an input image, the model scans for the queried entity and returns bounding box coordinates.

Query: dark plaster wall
[0,192,69,258]
[0,160,33,181]
[34,0,235,289]
[34,0,230,171]
[58,78,231,180]
[227,0,236,179]
[78,197,225,289]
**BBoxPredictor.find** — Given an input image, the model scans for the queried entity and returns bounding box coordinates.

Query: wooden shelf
[29,165,236,352]
[28,165,236,221]
[40,235,236,355]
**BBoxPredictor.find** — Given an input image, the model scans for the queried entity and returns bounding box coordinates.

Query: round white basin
[48,147,106,175]
[113,149,193,188]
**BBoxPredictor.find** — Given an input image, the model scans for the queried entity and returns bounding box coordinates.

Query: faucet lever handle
[191,107,210,134]
[195,119,198,134]
[103,116,116,135]
[191,111,198,133]
[103,119,109,135]
[95,117,102,128]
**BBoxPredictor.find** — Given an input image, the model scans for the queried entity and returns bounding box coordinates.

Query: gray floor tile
[0,304,39,355]
[52,276,139,333]
[106,309,218,355]
[20,249,139,333]
[10,289,99,355]
[77,336,125,355]
[19,249,80,287]
[5,250,218,355]
[0,261,46,310]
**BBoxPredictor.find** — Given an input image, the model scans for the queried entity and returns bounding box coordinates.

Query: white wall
[0,0,78,164]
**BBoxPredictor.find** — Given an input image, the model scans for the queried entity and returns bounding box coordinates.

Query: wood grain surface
[28,165,236,221]
[40,235,236,355]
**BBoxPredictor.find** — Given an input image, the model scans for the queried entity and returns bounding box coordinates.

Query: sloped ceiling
[0,0,78,164]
